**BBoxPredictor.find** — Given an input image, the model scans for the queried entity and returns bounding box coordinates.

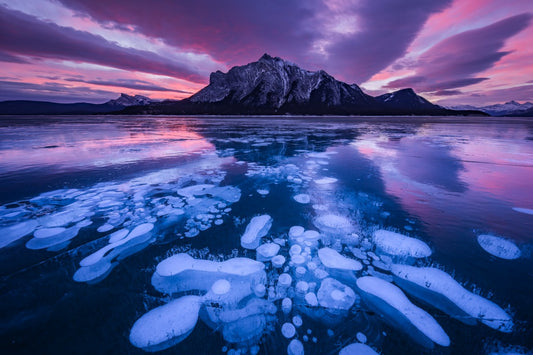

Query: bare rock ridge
[122,54,483,116]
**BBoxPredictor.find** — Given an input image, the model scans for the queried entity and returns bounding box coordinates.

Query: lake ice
[0,116,532,354]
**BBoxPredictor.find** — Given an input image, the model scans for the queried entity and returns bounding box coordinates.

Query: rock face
[189,53,378,114]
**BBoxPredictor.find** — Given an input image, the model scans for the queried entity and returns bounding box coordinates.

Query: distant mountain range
[0,93,154,115]
[1,54,510,116]
[448,101,533,117]
[120,54,482,116]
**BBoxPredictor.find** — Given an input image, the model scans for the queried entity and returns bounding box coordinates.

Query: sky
[0,0,531,106]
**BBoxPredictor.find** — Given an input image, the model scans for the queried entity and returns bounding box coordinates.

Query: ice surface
[317,278,356,311]
[477,234,521,260]
[0,220,39,248]
[293,194,310,204]
[241,215,273,249]
[256,243,280,261]
[318,247,362,271]
[373,229,431,258]
[339,343,378,355]
[357,276,450,348]
[129,295,202,351]
[391,264,514,332]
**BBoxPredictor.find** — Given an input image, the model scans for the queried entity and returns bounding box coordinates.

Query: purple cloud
[63,78,191,93]
[324,0,453,83]
[386,13,532,92]
[0,80,117,103]
[56,0,322,68]
[0,6,207,83]
[0,50,30,64]
[56,0,452,84]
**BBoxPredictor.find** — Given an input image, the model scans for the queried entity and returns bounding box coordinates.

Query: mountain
[122,54,476,116]
[107,93,153,107]
[375,88,446,114]
[0,93,153,115]
[449,101,533,116]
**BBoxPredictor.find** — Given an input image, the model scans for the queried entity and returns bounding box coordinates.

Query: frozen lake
[0,115,532,354]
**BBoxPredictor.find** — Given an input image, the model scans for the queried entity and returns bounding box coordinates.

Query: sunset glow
[1,0,531,105]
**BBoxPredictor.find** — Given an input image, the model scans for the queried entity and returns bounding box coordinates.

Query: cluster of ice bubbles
[0,146,526,354]
[129,210,517,354]
[0,156,242,283]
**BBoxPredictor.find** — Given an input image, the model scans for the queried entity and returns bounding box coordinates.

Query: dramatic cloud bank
[0,0,531,105]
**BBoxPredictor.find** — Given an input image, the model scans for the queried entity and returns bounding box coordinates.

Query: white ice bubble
[314,177,337,185]
[289,226,304,238]
[287,339,304,355]
[292,315,303,328]
[241,215,273,249]
[254,284,266,298]
[357,276,450,348]
[339,343,378,355]
[34,227,66,239]
[305,292,318,307]
[278,273,293,288]
[128,223,154,239]
[356,332,367,343]
[314,214,353,236]
[129,295,202,352]
[108,229,129,243]
[318,247,362,271]
[289,245,302,256]
[293,194,310,204]
[256,243,280,262]
[211,279,232,295]
[477,234,521,260]
[153,254,266,294]
[282,298,293,314]
[373,229,431,258]
[317,278,356,311]
[257,189,270,196]
[281,323,296,338]
[296,281,309,295]
[271,255,286,268]
[391,264,514,332]
[0,220,39,248]
[97,224,114,233]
